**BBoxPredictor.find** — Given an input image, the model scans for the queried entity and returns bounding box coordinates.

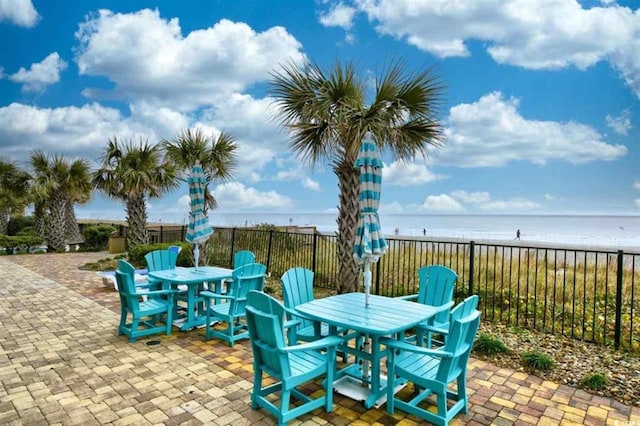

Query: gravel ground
[476,322,640,407]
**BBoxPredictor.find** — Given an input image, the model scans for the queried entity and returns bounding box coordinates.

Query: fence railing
[85,222,640,352]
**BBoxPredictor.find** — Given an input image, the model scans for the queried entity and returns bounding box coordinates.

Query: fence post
[375,260,381,296]
[230,228,236,266]
[181,225,185,242]
[614,250,624,350]
[312,232,318,273]
[266,230,274,272]
[468,241,475,296]
[160,225,164,243]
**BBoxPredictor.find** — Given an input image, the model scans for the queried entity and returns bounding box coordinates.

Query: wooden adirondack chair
[234,250,255,268]
[400,265,457,347]
[383,309,481,426]
[115,259,176,343]
[245,291,343,426]
[144,248,178,288]
[201,263,266,346]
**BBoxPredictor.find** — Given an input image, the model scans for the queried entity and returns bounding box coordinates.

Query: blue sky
[1,0,639,224]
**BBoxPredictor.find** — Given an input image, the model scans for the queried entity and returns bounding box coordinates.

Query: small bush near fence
[82,225,116,251]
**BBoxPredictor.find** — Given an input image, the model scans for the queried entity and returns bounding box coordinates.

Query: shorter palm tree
[30,150,91,251]
[0,158,31,234]
[92,137,179,247]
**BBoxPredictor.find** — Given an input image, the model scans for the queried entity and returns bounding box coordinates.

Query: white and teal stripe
[185,161,213,244]
[353,138,388,264]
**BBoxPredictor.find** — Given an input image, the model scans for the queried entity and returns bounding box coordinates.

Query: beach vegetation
[82,225,117,251]
[0,159,31,235]
[580,372,610,391]
[269,60,445,294]
[92,138,179,247]
[473,333,509,355]
[127,242,191,267]
[521,350,555,371]
[30,150,92,251]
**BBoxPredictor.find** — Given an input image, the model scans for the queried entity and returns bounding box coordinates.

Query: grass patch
[580,372,609,391]
[473,333,509,355]
[521,350,555,371]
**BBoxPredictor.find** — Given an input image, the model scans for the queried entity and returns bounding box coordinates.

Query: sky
[1,0,639,225]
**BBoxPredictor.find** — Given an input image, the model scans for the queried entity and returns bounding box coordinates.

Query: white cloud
[606,109,632,136]
[379,201,404,213]
[634,181,640,191]
[74,9,305,109]
[635,199,640,209]
[212,182,293,210]
[544,193,556,201]
[0,102,153,161]
[449,189,539,211]
[437,92,627,167]
[9,52,67,92]
[382,160,445,186]
[302,178,321,191]
[319,3,357,29]
[418,194,464,212]
[0,0,39,27]
[354,0,640,98]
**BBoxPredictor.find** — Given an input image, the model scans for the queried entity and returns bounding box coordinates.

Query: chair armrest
[201,291,234,300]
[284,319,301,329]
[123,289,177,297]
[381,337,453,358]
[281,335,345,353]
[396,294,418,301]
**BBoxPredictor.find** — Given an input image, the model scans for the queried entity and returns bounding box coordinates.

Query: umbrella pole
[194,245,200,272]
[364,261,372,308]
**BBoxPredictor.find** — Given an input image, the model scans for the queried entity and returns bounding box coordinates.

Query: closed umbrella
[185,161,213,271]
[353,135,388,308]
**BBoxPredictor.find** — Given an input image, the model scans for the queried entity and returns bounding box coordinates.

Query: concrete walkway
[1,253,638,425]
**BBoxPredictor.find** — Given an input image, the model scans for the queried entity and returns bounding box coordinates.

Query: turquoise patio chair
[245,291,343,426]
[201,262,267,346]
[400,265,457,347]
[115,259,177,343]
[383,308,481,426]
[420,295,479,347]
[281,267,358,362]
[144,248,178,287]
[234,250,255,268]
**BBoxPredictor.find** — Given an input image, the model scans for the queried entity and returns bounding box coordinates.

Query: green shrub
[521,350,555,371]
[82,225,117,251]
[128,242,191,267]
[6,215,35,236]
[473,333,509,355]
[0,235,45,254]
[580,372,609,391]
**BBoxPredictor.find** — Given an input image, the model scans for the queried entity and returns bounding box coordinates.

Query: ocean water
[211,212,640,250]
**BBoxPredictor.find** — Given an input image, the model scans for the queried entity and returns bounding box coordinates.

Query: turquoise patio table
[148,266,233,331]
[295,292,449,408]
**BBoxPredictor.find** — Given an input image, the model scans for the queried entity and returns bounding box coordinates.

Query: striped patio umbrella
[185,161,213,270]
[353,135,388,308]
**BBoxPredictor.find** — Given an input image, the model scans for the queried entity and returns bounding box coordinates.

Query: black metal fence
[89,223,640,352]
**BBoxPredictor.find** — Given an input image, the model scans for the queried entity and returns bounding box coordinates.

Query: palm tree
[92,137,179,247]
[30,150,92,251]
[163,128,238,214]
[270,61,444,293]
[0,158,31,234]
[163,128,237,266]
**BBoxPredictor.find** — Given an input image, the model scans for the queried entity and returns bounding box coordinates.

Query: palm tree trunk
[126,195,149,247]
[47,190,67,252]
[34,203,46,238]
[336,161,361,294]
[0,206,9,234]
[64,199,84,244]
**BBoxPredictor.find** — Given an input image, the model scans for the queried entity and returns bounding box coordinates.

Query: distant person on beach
[394,227,399,235]
[423,228,426,236]
[515,229,521,240]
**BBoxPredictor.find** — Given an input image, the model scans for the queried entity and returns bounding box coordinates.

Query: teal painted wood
[383,309,481,426]
[245,291,343,426]
[420,295,479,346]
[147,266,233,331]
[412,265,457,347]
[201,263,267,346]
[145,249,178,289]
[233,250,255,268]
[115,260,176,343]
[295,293,449,408]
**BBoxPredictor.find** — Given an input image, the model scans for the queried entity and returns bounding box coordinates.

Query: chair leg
[436,389,448,420]
[251,366,262,409]
[457,375,469,413]
[118,309,127,335]
[281,389,291,423]
[386,352,396,415]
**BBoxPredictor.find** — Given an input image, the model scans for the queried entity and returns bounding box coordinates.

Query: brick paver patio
[1,252,638,425]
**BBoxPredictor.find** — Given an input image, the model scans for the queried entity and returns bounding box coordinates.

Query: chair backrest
[281,267,315,329]
[227,263,267,317]
[450,295,479,324]
[417,265,457,323]
[246,291,291,379]
[116,259,140,312]
[233,250,256,268]
[437,309,480,384]
[145,249,178,273]
[168,245,182,255]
